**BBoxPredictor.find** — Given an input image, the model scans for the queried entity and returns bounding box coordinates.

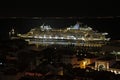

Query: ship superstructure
[17,22,110,47]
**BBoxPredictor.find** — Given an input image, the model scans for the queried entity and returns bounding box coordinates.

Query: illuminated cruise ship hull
[24,38,107,47]
[17,22,110,47]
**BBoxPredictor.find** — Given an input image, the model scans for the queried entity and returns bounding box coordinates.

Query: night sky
[0,1,120,40]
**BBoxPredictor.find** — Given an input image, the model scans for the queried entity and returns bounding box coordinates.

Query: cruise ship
[16,22,110,47]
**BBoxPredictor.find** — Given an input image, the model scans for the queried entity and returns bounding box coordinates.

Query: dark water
[0,17,119,40]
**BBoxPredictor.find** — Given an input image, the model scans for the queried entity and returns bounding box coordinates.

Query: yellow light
[83,61,87,68]
[83,61,87,65]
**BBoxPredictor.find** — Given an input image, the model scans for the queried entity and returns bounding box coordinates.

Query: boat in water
[16,22,110,47]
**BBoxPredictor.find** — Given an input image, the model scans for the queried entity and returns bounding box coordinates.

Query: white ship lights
[40,24,52,31]
[17,22,110,46]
